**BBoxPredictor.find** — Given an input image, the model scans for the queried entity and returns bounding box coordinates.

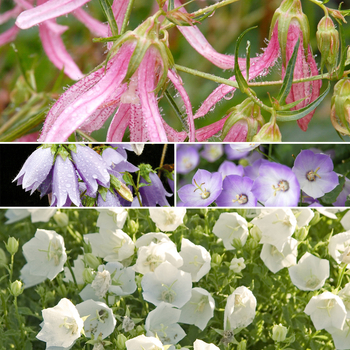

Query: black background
[0,144,174,207]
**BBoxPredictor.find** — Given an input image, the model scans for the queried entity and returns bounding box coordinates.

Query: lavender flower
[218,161,244,178]
[200,145,224,162]
[178,169,223,207]
[13,146,54,194]
[251,162,300,206]
[244,159,269,181]
[51,155,81,207]
[97,191,122,207]
[333,177,350,206]
[224,144,250,160]
[139,172,172,207]
[71,145,111,197]
[216,175,256,207]
[177,146,200,174]
[292,150,339,199]
[102,147,139,174]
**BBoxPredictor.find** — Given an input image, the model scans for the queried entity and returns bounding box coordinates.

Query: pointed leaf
[320,174,345,204]
[246,40,251,82]
[280,96,306,110]
[99,0,119,37]
[277,38,300,104]
[276,83,330,121]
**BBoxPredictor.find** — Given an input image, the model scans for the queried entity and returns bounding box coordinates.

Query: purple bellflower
[244,159,269,181]
[13,146,54,194]
[216,175,257,207]
[292,149,339,198]
[139,172,172,207]
[251,162,300,206]
[218,161,244,179]
[101,147,139,175]
[51,154,81,207]
[333,177,350,206]
[200,145,224,162]
[71,145,111,197]
[177,146,200,174]
[178,169,223,207]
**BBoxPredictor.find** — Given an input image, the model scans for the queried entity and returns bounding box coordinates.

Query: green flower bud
[10,280,23,297]
[211,253,222,265]
[0,248,7,266]
[250,225,262,242]
[5,237,19,255]
[270,0,310,64]
[237,339,247,350]
[53,212,69,227]
[309,211,321,226]
[83,267,95,284]
[84,253,101,270]
[246,237,259,251]
[135,325,144,334]
[331,79,350,136]
[232,238,243,250]
[252,119,282,142]
[57,283,67,297]
[127,219,139,235]
[116,334,127,350]
[316,16,339,72]
[272,324,288,342]
[295,226,309,241]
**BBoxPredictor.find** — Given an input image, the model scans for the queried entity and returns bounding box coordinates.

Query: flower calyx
[331,78,350,135]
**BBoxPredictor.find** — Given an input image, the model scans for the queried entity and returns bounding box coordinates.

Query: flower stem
[120,0,136,35]
[14,296,25,344]
[65,258,78,288]
[336,263,348,291]
[158,144,168,177]
[75,130,98,142]
[308,0,329,16]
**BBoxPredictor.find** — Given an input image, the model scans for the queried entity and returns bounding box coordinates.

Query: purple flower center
[272,180,290,196]
[306,167,321,182]
[193,179,211,199]
[232,194,248,205]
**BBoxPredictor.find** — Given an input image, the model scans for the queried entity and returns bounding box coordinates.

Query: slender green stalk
[14,296,25,344]
[336,263,348,291]
[120,0,136,35]
[75,130,98,142]
[308,0,328,16]
[65,259,78,288]
[135,171,143,207]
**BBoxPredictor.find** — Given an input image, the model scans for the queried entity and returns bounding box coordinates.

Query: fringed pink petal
[282,24,321,131]
[39,21,84,80]
[0,6,22,24]
[194,24,280,119]
[170,0,252,70]
[137,48,168,142]
[162,120,187,142]
[195,116,228,141]
[167,69,195,141]
[79,84,127,133]
[106,103,131,141]
[15,0,91,29]
[41,42,135,141]
[130,103,149,141]
[0,25,20,46]
[107,0,130,50]
[73,8,108,37]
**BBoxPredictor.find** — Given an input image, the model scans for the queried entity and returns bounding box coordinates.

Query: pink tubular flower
[39,15,195,142]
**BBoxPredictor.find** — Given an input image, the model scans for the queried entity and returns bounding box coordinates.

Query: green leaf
[99,0,119,37]
[280,96,306,110]
[98,186,108,201]
[344,195,350,206]
[110,174,122,190]
[123,173,134,186]
[276,83,330,121]
[234,27,257,92]
[139,163,155,183]
[320,175,345,204]
[277,38,300,105]
[246,40,251,82]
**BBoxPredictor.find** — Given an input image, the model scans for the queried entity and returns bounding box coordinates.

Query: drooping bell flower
[38,14,195,142]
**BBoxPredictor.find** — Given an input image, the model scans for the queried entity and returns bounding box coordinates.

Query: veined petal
[167,69,195,142]
[137,48,167,142]
[195,116,228,141]
[129,103,149,142]
[107,103,132,141]
[16,0,91,29]
[39,20,84,80]
[194,24,280,119]
[0,26,20,46]
[42,42,135,141]
[73,8,108,37]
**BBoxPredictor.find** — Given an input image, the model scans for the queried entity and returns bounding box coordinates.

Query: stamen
[232,194,248,204]
[272,180,289,196]
[306,167,321,182]
[193,179,211,199]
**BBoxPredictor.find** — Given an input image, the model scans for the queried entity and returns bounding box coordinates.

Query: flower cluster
[176,144,348,207]
[13,144,174,207]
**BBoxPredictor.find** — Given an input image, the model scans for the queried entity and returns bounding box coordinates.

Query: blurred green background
[0,0,349,141]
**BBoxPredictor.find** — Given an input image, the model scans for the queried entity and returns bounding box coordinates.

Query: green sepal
[280,97,306,110]
[84,195,97,207]
[110,174,122,190]
[98,186,108,202]
[123,173,134,186]
[234,27,257,93]
[57,146,70,161]
[138,182,151,188]
[276,83,330,121]
[139,163,156,183]
[277,38,300,104]
[67,144,78,154]
[99,0,119,37]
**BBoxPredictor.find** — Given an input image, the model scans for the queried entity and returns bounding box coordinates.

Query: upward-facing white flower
[21,229,67,288]
[224,286,256,330]
[142,261,192,308]
[251,209,296,252]
[179,238,211,282]
[212,213,248,250]
[84,228,135,262]
[36,298,84,349]
[135,232,171,248]
[149,208,186,231]
[288,252,329,291]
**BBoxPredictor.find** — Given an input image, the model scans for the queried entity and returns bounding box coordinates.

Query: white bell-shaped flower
[260,238,298,274]
[36,298,84,349]
[338,282,350,318]
[304,292,347,332]
[224,286,256,330]
[149,208,186,231]
[330,320,350,350]
[328,231,350,265]
[179,238,211,282]
[76,299,116,339]
[292,209,314,227]
[142,261,192,308]
[135,232,171,248]
[288,252,329,291]
[96,209,128,230]
[341,211,350,231]
[84,228,135,262]
[193,339,220,350]
[145,302,186,345]
[126,335,164,350]
[212,213,248,250]
[179,287,215,330]
[251,209,296,252]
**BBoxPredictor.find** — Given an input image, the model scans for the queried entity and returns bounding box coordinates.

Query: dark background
[0,144,174,207]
